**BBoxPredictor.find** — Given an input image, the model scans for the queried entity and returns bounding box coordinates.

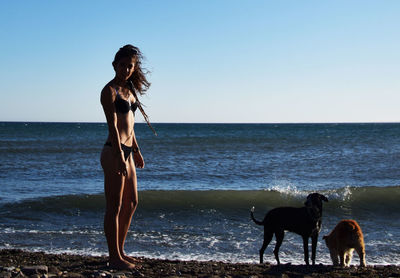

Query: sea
[0,122,399,265]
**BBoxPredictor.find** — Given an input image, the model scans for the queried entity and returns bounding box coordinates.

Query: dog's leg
[260,229,273,264]
[345,249,353,267]
[273,230,284,265]
[302,236,310,265]
[329,249,339,266]
[311,235,318,265]
[355,245,366,267]
[339,250,345,267]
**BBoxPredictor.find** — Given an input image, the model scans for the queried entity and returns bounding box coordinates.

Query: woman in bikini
[100,45,155,269]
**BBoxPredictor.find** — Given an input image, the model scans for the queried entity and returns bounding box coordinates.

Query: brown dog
[323,219,366,267]
[251,193,328,265]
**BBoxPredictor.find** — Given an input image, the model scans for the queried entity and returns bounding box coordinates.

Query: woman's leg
[118,155,139,264]
[101,147,135,269]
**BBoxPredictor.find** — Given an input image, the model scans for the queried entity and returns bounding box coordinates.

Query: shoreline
[0,249,399,278]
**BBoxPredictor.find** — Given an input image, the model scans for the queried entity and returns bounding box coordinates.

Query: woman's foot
[122,254,142,264]
[109,259,136,270]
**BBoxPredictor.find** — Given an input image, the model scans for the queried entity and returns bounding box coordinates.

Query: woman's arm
[132,130,145,168]
[101,86,127,175]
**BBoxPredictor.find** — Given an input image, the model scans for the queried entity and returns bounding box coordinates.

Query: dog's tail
[250,206,264,225]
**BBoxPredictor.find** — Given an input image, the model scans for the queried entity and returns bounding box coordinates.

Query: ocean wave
[1,186,399,217]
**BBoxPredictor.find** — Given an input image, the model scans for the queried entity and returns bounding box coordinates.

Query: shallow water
[0,122,399,264]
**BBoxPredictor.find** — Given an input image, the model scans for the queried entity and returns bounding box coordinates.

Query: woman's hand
[116,154,128,176]
[134,151,145,168]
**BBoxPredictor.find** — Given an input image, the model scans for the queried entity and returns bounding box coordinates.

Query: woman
[100,45,154,269]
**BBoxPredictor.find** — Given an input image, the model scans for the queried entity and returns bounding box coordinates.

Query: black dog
[250,193,328,265]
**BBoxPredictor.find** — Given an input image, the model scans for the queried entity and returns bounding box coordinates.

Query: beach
[0,249,399,278]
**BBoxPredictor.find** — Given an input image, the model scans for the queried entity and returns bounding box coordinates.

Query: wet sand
[0,249,399,277]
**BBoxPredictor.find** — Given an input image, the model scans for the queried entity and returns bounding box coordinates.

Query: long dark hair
[113,44,151,95]
[114,45,157,136]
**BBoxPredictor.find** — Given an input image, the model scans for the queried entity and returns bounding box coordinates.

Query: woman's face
[114,56,136,81]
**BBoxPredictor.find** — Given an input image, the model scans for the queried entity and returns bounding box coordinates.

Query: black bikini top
[114,88,138,114]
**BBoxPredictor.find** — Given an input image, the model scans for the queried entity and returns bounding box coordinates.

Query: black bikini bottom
[104,142,132,160]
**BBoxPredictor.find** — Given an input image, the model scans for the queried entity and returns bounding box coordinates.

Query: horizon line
[1,121,400,124]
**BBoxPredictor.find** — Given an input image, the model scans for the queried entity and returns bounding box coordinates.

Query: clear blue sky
[0,0,399,123]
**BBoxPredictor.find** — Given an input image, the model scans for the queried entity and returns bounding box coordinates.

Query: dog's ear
[304,194,313,207]
[320,194,329,202]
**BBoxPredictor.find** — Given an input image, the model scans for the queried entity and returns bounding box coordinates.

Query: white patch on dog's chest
[311,221,322,237]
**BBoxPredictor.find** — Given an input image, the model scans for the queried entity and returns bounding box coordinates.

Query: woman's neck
[112,78,127,88]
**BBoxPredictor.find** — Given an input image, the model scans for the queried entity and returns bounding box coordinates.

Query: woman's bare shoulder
[102,81,115,94]
[101,81,116,102]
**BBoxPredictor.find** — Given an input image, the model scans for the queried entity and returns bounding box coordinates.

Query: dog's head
[304,193,328,210]
[322,235,332,248]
